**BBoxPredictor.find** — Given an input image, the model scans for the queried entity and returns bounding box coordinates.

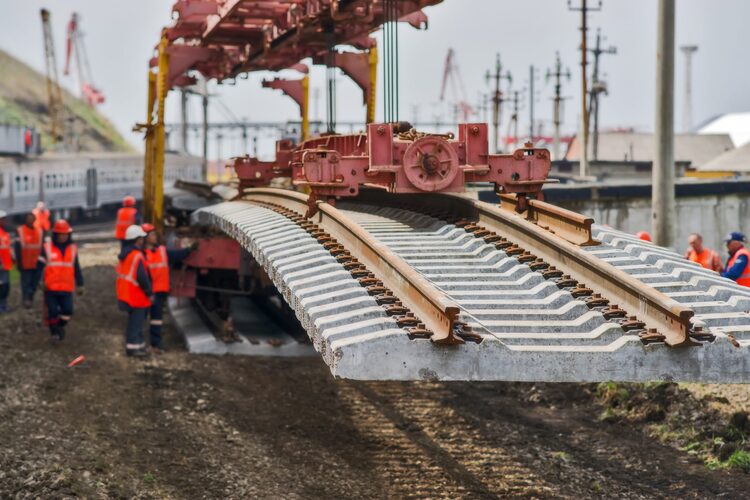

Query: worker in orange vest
[116,224,152,357]
[684,233,722,272]
[32,201,51,233]
[141,223,196,353]
[114,196,140,249]
[15,212,44,308]
[0,210,14,313]
[39,220,83,343]
[722,232,750,287]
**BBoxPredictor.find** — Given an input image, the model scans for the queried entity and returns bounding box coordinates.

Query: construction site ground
[2,241,750,498]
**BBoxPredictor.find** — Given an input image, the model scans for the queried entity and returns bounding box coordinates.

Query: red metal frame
[158,0,439,89]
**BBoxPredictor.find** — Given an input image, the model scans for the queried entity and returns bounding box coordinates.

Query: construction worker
[116,224,152,357]
[684,233,722,273]
[32,201,51,233]
[114,196,140,249]
[722,232,750,287]
[39,220,83,343]
[15,212,43,308]
[0,210,13,313]
[141,223,195,353]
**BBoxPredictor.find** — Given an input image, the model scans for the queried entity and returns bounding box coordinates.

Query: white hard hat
[124,224,148,240]
[0,210,6,218]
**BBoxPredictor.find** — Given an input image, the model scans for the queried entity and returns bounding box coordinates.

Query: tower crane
[40,8,65,143]
[64,13,105,106]
[439,48,473,122]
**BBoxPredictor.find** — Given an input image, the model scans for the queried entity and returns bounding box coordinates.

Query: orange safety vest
[145,245,170,293]
[114,207,137,240]
[687,248,719,271]
[17,225,43,270]
[43,241,77,292]
[0,228,12,271]
[32,208,51,232]
[116,250,151,307]
[727,247,750,287]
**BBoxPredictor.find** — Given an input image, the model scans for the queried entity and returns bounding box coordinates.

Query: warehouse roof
[700,140,750,172]
[565,132,734,167]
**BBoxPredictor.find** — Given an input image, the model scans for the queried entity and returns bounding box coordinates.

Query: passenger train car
[0,152,203,218]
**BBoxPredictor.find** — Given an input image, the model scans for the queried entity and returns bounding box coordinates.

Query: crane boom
[64,12,105,106]
[40,8,65,143]
[439,47,473,121]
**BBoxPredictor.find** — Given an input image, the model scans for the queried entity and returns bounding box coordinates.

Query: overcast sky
[1,0,749,158]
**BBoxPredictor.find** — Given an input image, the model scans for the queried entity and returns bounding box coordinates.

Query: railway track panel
[192,190,750,383]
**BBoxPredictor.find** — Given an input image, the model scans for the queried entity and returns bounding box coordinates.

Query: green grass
[727,450,750,472]
[0,49,133,152]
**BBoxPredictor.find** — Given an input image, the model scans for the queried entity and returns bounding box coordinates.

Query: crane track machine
[139,1,750,382]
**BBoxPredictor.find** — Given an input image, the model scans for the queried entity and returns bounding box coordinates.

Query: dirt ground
[1,242,750,499]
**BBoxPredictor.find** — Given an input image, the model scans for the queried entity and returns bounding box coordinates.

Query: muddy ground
[1,241,750,499]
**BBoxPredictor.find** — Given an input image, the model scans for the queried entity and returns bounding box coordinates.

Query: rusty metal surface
[243,188,464,344]
[499,194,599,246]
[353,190,694,346]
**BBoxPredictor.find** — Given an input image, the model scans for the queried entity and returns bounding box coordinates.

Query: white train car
[0,152,202,217]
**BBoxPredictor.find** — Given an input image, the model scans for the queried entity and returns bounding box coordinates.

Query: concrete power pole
[680,45,698,132]
[179,90,189,154]
[528,65,536,142]
[568,0,602,177]
[200,80,209,182]
[652,0,676,248]
[485,54,512,153]
[588,29,617,161]
[546,52,571,160]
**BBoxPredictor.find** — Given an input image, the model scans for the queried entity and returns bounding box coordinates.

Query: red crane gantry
[140,1,552,225]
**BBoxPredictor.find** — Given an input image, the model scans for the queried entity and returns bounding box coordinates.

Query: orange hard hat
[636,231,652,242]
[141,223,155,233]
[53,219,73,234]
[123,196,136,207]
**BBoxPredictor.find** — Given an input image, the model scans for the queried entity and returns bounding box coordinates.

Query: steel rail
[499,194,598,246]
[243,188,464,344]
[352,189,694,347]
[445,193,695,346]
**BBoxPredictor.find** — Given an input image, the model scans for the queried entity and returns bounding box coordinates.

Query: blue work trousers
[149,292,168,348]
[20,269,39,302]
[120,301,148,352]
[46,291,74,338]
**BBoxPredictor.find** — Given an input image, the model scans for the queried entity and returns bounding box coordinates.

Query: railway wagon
[0,152,202,217]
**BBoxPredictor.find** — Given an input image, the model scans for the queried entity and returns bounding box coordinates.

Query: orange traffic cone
[67,355,86,368]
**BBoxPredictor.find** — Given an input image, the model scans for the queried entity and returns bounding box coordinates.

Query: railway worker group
[0,196,196,358]
[1,196,749,353]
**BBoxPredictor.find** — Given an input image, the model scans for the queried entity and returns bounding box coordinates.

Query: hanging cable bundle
[382,0,400,123]
[325,31,337,134]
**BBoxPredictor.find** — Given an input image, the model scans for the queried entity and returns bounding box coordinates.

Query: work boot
[126,348,149,358]
[22,298,31,309]
[50,334,61,345]
[150,346,166,355]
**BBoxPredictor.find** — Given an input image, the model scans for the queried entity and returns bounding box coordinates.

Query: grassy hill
[0,48,132,152]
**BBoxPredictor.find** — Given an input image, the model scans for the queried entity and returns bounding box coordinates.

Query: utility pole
[546,52,571,160]
[180,89,189,154]
[528,65,537,143]
[588,28,617,160]
[200,80,209,181]
[485,54,511,153]
[505,90,523,150]
[568,0,602,176]
[652,0,676,248]
[680,45,698,132]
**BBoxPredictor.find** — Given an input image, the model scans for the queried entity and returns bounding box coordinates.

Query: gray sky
[1,0,749,158]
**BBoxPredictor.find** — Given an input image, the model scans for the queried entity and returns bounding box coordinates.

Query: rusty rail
[353,189,694,347]
[243,188,464,345]
[456,194,694,346]
[500,194,599,246]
